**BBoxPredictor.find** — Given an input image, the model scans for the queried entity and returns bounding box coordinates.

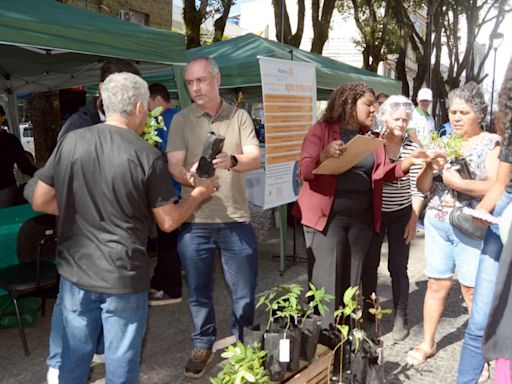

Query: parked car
[19,121,35,159]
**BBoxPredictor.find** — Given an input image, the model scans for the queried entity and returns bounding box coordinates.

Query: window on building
[72,0,100,12]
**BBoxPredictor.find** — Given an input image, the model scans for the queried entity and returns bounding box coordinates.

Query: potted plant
[328,287,390,384]
[301,283,335,361]
[272,284,304,372]
[254,284,305,380]
[426,132,473,200]
[210,341,269,384]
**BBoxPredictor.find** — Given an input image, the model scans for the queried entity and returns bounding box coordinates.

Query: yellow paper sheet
[313,135,385,175]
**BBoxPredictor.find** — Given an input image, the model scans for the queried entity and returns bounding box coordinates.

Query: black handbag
[449,206,487,240]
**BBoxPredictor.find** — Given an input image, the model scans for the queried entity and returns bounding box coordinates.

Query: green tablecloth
[0,204,41,294]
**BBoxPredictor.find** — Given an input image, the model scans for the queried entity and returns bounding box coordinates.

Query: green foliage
[302,282,335,323]
[335,0,404,68]
[143,106,165,145]
[271,284,304,333]
[210,342,269,384]
[366,292,392,341]
[256,284,303,332]
[425,132,465,161]
[258,283,336,336]
[329,287,392,381]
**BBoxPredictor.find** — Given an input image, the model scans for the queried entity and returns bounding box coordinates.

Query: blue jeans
[178,222,258,349]
[58,277,148,384]
[457,192,512,384]
[47,292,104,369]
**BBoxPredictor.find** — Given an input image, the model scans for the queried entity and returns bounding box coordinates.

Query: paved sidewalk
[0,218,483,383]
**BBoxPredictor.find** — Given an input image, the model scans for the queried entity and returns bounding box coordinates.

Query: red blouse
[292,120,406,233]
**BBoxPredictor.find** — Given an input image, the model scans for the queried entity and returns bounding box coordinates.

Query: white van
[19,121,35,160]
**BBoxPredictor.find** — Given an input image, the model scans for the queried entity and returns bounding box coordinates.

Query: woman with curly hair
[293,82,423,328]
[410,82,501,367]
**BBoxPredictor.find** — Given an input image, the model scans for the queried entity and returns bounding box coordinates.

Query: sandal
[406,342,437,366]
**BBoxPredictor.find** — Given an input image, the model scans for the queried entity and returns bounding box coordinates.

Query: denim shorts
[424,209,483,287]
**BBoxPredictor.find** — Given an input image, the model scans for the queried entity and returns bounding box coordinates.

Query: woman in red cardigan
[293,82,424,329]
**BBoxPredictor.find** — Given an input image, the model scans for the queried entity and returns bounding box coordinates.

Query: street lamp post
[490,32,504,130]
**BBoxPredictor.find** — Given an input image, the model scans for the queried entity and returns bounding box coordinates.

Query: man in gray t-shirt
[30,73,217,383]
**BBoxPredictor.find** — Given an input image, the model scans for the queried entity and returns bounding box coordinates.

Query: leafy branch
[210,341,269,384]
[143,106,165,145]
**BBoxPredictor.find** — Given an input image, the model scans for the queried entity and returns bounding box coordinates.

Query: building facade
[59,0,172,30]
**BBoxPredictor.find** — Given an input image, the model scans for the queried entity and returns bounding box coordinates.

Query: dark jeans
[178,222,258,349]
[150,227,182,298]
[304,193,374,328]
[362,205,412,312]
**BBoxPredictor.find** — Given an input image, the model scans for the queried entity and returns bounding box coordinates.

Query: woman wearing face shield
[361,96,424,342]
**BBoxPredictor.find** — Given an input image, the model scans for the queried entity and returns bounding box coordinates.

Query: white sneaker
[46,367,59,384]
[91,353,105,366]
[478,362,490,383]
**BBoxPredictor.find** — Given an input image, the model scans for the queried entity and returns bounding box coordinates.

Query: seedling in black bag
[196,132,225,178]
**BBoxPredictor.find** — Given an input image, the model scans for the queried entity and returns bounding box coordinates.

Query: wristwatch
[229,154,239,169]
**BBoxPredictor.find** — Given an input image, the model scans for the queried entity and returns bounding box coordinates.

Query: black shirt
[0,130,37,190]
[58,98,101,142]
[38,123,177,294]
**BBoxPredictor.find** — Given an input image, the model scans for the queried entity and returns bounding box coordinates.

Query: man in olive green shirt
[167,56,261,379]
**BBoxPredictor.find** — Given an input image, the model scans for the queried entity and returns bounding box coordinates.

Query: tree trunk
[272,0,304,47]
[289,0,305,48]
[395,33,409,97]
[213,0,233,42]
[311,0,336,54]
[183,0,207,49]
[30,91,60,167]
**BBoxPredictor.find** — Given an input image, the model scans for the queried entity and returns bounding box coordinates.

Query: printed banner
[259,57,317,209]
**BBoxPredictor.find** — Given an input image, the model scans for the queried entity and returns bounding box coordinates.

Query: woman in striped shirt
[362,95,424,341]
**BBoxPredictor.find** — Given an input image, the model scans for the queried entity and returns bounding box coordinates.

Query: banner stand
[278,204,287,275]
[274,204,306,276]
[258,57,316,275]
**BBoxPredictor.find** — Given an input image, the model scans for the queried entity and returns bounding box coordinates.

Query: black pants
[0,184,17,208]
[362,205,412,312]
[150,227,182,298]
[304,193,373,328]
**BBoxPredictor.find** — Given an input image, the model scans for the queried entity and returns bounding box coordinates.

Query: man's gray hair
[447,81,488,122]
[378,95,414,123]
[187,56,220,76]
[101,72,149,120]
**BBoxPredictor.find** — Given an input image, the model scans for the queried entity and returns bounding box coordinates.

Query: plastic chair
[0,214,58,356]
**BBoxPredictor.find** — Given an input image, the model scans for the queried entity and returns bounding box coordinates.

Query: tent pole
[6,86,20,139]
[173,64,191,109]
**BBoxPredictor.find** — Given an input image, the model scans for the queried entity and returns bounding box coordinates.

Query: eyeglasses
[389,102,414,111]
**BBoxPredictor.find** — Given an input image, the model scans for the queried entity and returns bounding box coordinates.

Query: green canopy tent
[188,33,401,100]
[0,0,188,135]
[141,34,401,102]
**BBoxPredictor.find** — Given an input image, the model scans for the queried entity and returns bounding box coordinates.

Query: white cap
[417,88,433,101]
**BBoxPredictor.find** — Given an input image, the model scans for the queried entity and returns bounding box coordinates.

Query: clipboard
[313,135,385,175]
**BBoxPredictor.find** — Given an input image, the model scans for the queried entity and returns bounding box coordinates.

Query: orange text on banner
[263,94,313,104]
[267,152,301,165]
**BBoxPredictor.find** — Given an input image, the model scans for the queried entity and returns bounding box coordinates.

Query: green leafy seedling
[143,106,166,145]
[210,341,268,384]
